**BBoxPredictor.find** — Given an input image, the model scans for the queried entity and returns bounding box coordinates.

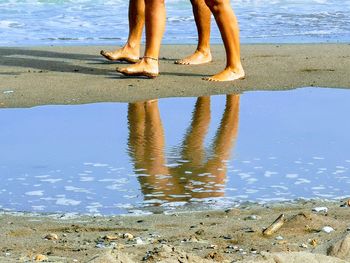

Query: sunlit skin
[174,0,212,65]
[127,95,240,203]
[116,0,166,78]
[203,0,245,81]
[100,0,144,63]
[115,0,244,81]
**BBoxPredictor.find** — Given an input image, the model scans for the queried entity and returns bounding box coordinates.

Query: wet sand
[1,200,350,262]
[0,44,349,108]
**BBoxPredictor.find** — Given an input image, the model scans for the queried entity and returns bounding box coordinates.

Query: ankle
[143,56,158,64]
[226,64,244,73]
[196,47,211,56]
[124,42,140,54]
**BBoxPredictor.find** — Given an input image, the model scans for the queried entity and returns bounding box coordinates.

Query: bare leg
[100,0,144,63]
[175,0,212,65]
[203,0,245,81]
[117,0,166,78]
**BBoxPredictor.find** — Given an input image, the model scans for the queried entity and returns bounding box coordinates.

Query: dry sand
[0,44,349,108]
[1,200,350,262]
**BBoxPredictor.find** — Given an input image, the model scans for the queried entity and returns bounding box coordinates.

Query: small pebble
[95,243,105,248]
[207,244,217,249]
[312,207,328,213]
[322,226,335,233]
[34,254,48,261]
[3,90,14,94]
[310,239,318,247]
[123,233,134,239]
[300,243,308,248]
[44,233,58,240]
[134,237,144,245]
[275,236,284,240]
[103,235,118,241]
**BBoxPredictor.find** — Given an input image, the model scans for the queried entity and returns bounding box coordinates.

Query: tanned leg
[203,0,245,81]
[100,0,144,63]
[175,0,212,65]
[117,0,166,78]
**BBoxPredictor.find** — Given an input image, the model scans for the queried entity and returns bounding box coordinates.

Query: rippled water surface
[1,88,350,215]
[0,0,349,46]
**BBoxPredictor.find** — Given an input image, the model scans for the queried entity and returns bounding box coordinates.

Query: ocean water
[1,87,350,215]
[0,0,349,46]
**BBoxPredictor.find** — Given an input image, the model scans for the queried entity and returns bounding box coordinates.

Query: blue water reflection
[0,87,350,215]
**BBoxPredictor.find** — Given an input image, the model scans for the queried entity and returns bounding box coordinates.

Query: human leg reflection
[171,94,239,199]
[128,100,173,203]
[128,95,240,204]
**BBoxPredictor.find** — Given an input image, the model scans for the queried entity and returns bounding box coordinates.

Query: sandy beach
[1,44,350,262]
[1,200,350,262]
[0,44,349,108]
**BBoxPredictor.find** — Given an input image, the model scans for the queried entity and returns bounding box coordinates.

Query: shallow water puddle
[1,87,350,215]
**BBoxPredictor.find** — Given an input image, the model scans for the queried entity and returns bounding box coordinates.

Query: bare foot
[116,58,159,79]
[100,45,139,63]
[175,50,212,65]
[203,66,245,82]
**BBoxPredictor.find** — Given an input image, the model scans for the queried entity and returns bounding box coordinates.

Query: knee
[204,0,224,12]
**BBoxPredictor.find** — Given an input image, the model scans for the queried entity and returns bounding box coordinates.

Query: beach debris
[312,207,328,213]
[34,254,48,261]
[340,199,350,207]
[300,243,308,249]
[310,239,318,247]
[207,244,218,249]
[244,215,261,220]
[263,214,285,236]
[123,233,134,239]
[2,90,14,94]
[275,236,284,240]
[305,225,319,233]
[103,235,118,241]
[328,233,350,261]
[44,233,59,240]
[322,226,335,233]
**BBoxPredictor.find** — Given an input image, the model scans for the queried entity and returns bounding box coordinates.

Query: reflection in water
[128,95,239,205]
